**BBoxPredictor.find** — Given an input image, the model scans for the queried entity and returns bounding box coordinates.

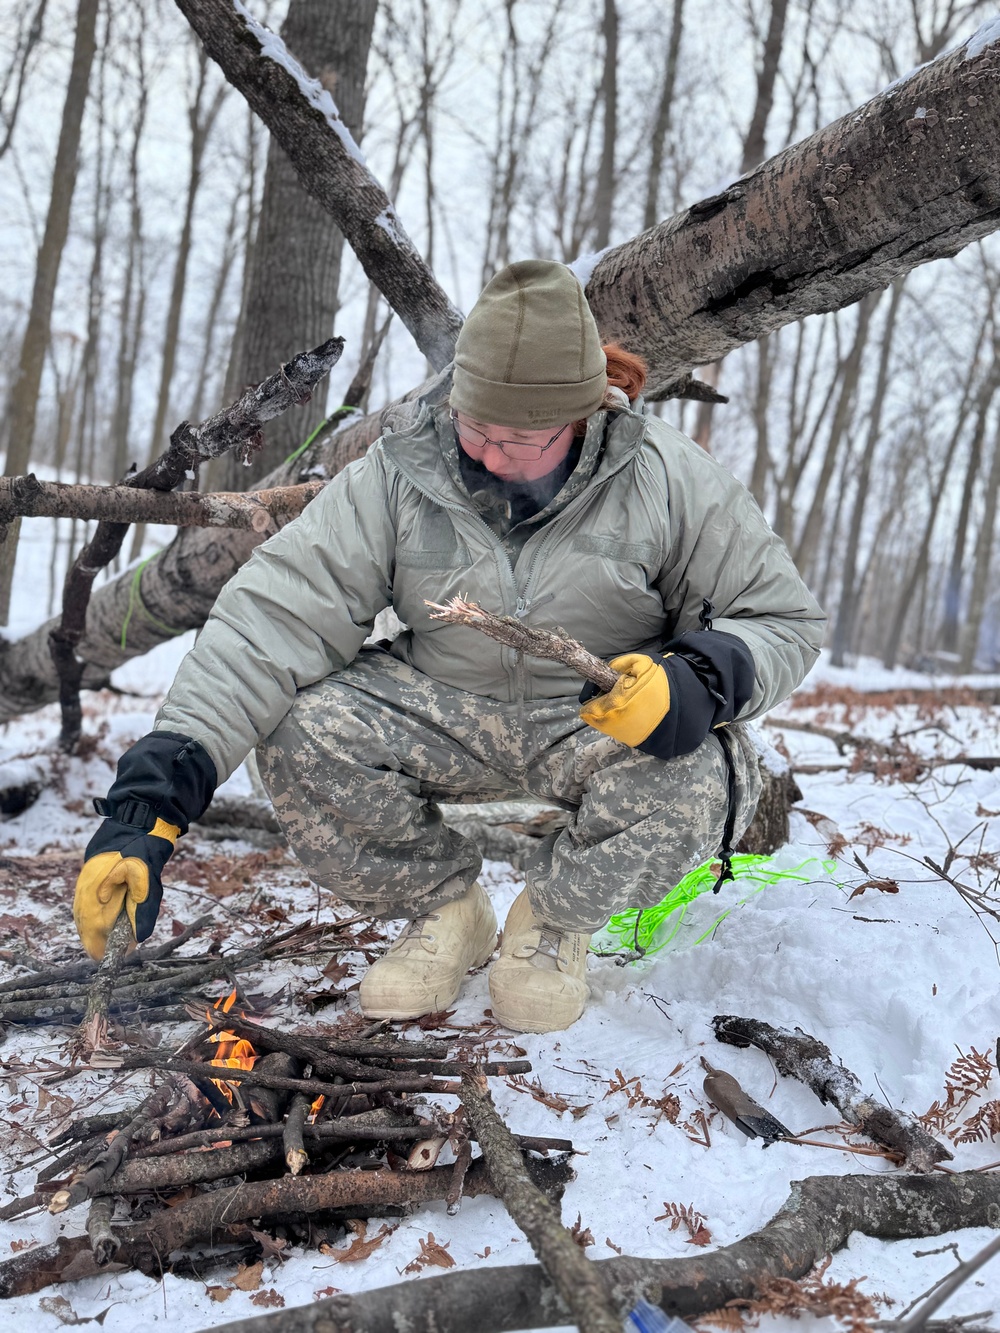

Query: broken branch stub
[48,337,344,754]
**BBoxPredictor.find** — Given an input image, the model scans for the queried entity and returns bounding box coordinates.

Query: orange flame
[308,1095,325,1123]
[204,989,256,1110]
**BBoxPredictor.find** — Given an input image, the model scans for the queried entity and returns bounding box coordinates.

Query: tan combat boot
[488,889,590,1033]
[359,881,498,1020]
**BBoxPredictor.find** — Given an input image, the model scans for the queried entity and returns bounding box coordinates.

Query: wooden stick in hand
[425,596,618,692]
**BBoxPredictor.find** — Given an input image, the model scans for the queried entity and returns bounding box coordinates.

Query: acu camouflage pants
[256,650,762,932]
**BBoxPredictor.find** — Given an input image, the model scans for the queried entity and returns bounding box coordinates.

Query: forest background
[1,0,1000,673]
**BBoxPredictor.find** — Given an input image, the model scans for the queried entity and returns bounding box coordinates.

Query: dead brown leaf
[207,1287,232,1303]
[570,1214,594,1249]
[404,1231,456,1273]
[847,877,899,900]
[322,1220,394,1263]
[313,1286,341,1298]
[232,1260,264,1291]
[251,1289,285,1308]
[605,1238,623,1255]
[250,1229,289,1261]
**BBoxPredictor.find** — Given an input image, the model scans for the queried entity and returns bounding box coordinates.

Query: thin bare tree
[0,0,100,623]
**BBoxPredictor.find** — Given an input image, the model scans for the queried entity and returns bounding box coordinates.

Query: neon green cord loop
[283,407,359,466]
[598,855,838,958]
[120,553,188,650]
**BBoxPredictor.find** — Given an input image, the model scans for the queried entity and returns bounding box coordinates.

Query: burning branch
[425,597,619,692]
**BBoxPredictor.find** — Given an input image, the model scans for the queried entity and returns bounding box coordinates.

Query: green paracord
[598,854,838,958]
[120,553,188,650]
[283,406,359,467]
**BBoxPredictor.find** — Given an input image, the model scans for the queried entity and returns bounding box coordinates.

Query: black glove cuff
[661,629,755,725]
[95,731,217,834]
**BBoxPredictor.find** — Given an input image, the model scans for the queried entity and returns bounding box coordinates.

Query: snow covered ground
[1,553,1000,1330]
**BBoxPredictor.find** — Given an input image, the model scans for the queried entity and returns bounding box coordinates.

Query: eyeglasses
[450,409,568,462]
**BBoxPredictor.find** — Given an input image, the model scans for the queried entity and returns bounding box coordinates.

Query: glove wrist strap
[92,797,154,828]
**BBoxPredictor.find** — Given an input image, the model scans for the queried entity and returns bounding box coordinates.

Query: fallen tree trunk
[4,31,1000,719]
[178,1172,1000,1330]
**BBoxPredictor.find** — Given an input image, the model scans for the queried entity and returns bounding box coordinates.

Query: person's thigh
[520,714,759,931]
[255,652,522,916]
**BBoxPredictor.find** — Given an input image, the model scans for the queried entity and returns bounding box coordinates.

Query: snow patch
[567,247,612,289]
[966,15,1000,60]
[374,206,408,251]
[231,0,368,167]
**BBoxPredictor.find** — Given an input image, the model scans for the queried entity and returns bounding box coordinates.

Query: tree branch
[172,0,462,371]
[0,475,324,531]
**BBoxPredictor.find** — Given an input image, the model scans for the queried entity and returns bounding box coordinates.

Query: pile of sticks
[0,1017,574,1298]
[0,916,353,1038]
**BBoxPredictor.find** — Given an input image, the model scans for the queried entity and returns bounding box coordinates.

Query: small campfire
[0,980,575,1297]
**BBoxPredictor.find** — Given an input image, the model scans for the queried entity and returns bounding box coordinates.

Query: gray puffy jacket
[155,403,826,782]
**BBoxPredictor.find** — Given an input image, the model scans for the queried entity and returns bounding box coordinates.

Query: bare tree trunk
[691,0,789,451]
[0,0,50,161]
[829,277,905,666]
[793,291,878,579]
[939,335,1000,652]
[592,0,617,251]
[173,0,463,372]
[128,48,226,556]
[748,334,774,505]
[642,0,685,232]
[109,42,149,486]
[212,0,377,492]
[883,325,998,669]
[0,0,99,623]
[960,416,1000,672]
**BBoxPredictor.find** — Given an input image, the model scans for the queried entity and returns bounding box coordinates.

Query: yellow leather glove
[73,818,180,960]
[578,653,671,747]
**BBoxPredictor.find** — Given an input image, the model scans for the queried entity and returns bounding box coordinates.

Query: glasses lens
[500,440,544,460]
[453,413,545,461]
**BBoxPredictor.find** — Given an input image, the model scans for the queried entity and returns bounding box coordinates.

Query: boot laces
[390,911,441,953]
[530,926,565,971]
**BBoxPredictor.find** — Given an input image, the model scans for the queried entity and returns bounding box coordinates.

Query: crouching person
[73,260,825,1034]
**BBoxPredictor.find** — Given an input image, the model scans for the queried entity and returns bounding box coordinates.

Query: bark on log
[587,28,1000,396]
[156,1173,1000,1331]
[0,475,324,531]
[6,33,1000,717]
[713,1015,953,1171]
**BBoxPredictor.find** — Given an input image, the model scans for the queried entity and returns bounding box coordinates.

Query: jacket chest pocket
[538,533,666,655]
[392,510,480,623]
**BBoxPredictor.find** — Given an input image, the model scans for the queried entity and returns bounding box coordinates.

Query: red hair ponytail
[573,342,648,435]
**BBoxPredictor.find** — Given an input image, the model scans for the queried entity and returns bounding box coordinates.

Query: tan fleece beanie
[451,260,608,428]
